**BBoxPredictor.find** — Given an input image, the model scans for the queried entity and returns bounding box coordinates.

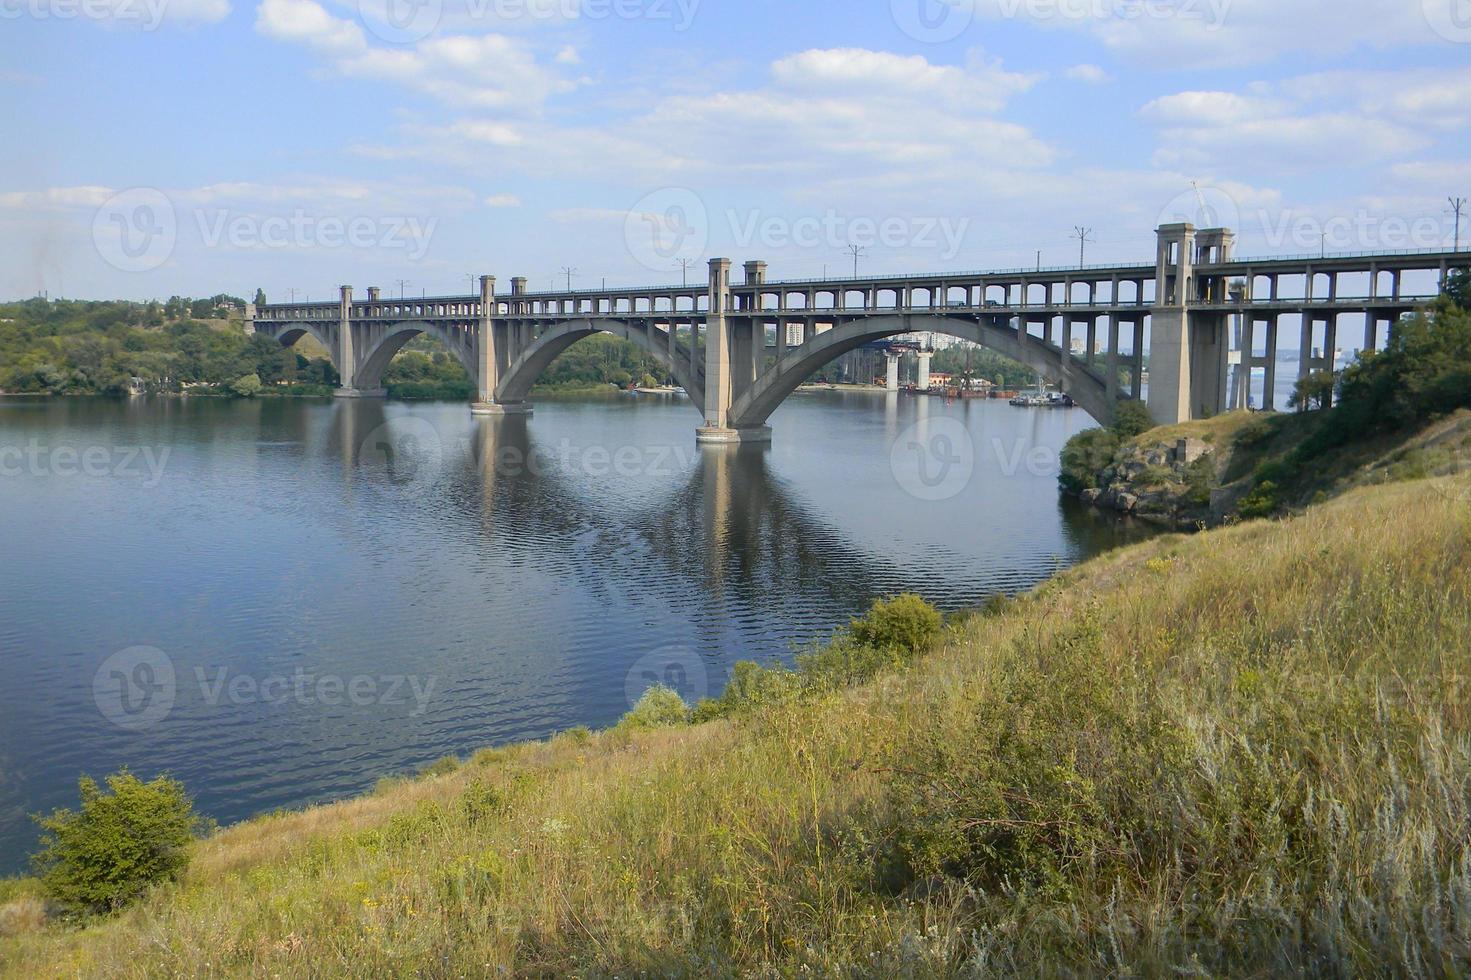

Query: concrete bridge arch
[353,320,478,393]
[725,314,1114,432]
[494,318,706,411]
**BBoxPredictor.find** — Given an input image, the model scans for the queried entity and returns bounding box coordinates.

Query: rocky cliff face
[1079,436,1216,529]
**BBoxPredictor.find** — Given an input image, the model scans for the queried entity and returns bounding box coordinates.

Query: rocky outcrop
[1087,437,1215,529]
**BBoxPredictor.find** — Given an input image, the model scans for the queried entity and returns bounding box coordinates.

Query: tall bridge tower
[1149,223,1237,425]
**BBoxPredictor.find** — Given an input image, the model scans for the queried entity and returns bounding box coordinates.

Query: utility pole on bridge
[1072,226,1095,269]
[1450,197,1467,253]
[560,266,578,291]
[847,244,866,278]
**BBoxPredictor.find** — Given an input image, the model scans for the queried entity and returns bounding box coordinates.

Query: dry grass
[3,472,1470,977]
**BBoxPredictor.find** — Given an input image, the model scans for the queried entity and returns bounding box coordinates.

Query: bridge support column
[332,285,385,398]
[697,259,769,444]
[885,352,901,391]
[916,351,933,391]
[472,276,531,416]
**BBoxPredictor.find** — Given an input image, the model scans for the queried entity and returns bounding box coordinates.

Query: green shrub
[615,685,690,733]
[848,594,942,656]
[31,771,208,915]
[1183,454,1216,507]
[1058,428,1119,494]
[1234,415,1277,449]
[1136,464,1175,486]
[1110,400,1155,439]
[418,755,461,779]
[229,373,262,397]
[1237,480,1280,519]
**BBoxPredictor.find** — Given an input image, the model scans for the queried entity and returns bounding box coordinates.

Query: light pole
[1071,226,1094,269]
[1450,196,1467,252]
[560,266,578,291]
[847,244,865,278]
[395,279,410,300]
[676,257,694,286]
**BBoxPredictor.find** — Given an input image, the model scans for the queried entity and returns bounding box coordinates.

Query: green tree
[32,771,208,915]
[1291,369,1337,411]
[1110,399,1155,439]
[230,373,262,397]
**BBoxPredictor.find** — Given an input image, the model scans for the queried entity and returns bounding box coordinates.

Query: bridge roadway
[249,224,1468,442]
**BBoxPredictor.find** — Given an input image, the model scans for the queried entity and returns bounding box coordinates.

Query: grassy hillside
[3,463,1468,975]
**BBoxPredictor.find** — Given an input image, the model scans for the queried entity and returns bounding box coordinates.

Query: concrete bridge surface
[249,224,1468,443]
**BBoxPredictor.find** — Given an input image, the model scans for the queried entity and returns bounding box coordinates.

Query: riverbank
[3,452,1467,974]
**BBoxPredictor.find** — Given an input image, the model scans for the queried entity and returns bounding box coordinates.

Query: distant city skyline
[2,0,1469,301]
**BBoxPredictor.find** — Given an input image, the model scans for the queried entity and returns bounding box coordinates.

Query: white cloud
[1063,64,1110,84]
[255,0,575,111]
[484,193,522,207]
[1138,70,1471,172]
[0,186,117,209]
[255,0,365,54]
[967,0,1446,68]
[555,45,581,65]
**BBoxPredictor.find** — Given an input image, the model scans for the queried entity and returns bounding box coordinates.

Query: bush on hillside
[848,593,943,656]
[1058,428,1120,494]
[1109,400,1155,439]
[615,685,690,732]
[32,771,208,916]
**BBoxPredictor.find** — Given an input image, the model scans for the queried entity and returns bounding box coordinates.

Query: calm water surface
[0,390,1150,871]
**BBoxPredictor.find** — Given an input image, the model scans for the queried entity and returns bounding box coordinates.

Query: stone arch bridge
[250,224,1466,443]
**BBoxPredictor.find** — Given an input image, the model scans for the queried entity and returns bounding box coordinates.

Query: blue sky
[1,0,1469,300]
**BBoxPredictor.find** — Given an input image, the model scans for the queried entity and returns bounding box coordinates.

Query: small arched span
[273,322,339,370]
[726,314,1115,430]
[496,318,706,411]
[354,321,477,391]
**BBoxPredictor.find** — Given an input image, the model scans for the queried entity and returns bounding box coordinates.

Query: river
[0,389,1151,872]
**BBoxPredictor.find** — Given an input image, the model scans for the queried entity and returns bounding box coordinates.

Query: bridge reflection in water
[0,393,1151,870]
